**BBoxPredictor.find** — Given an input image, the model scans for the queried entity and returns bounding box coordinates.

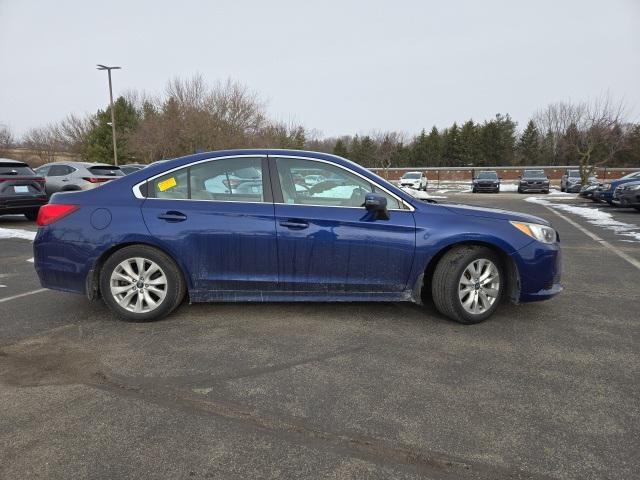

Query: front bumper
[519,185,549,192]
[473,183,500,192]
[512,240,562,303]
[613,190,640,207]
[566,183,582,193]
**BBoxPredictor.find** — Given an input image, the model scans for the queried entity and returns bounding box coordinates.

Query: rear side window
[152,168,189,199]
[148,157,265,202]
[89,166,124,176]
[0,162,35,176]
[48,165,74,176]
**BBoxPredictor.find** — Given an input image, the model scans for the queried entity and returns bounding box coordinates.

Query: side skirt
[188,289,415,304]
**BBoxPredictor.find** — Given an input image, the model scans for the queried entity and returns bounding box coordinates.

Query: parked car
[34,161,124,196]
[561,169,598,193]
[517,169,550,193]
[612,181,640,211]
[579,183,600,199]
[472,171,500,193]
[120,164,145,175]
[593,171,640,205]
[0,158,48,220]
[399,171,428,190]
[34,149,562,325]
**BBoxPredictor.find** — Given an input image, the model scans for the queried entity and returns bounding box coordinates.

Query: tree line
[2,76,639,180]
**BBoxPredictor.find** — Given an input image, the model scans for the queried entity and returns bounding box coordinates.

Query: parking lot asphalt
[1,193,639,480]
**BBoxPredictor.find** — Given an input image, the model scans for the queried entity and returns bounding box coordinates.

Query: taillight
[83,177,112,183]
[36,204,79,226]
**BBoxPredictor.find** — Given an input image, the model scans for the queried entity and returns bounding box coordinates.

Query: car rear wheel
[431,246,504,324]
[99,245,185,322]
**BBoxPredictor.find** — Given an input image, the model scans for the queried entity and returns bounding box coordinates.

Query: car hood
[439,202,551,226]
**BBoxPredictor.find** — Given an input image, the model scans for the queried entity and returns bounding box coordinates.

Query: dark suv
[0,158,47,220]
[518,169,550,194]
[472,171,501,193]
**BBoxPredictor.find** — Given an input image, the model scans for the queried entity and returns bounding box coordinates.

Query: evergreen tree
[459,120,479,166]
[442,122,461,166]
[517,120,541,165]
[84,96,140,163]
[426,126,443,167]
[411,129,430,167]
[333,138,349,158]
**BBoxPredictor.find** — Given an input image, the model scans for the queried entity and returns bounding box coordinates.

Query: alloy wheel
[109,257,168,313]
[458,258,500,314]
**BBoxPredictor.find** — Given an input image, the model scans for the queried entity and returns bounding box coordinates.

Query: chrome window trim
[132,153,415,212]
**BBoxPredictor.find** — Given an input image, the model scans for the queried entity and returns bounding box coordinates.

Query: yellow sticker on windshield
[157,177,177,192]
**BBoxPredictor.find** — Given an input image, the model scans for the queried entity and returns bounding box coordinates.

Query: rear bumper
[0,195,47,214]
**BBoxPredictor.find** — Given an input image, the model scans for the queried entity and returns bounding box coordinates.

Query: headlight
[510,221,556,244]
[602,183,612,190]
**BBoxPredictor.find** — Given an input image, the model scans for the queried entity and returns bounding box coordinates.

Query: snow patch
[0,227,36,241]
[499,183,518,192]
[401,187,447,199]
[526,197,640,242]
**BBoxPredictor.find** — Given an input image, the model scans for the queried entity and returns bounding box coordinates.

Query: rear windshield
[523,170,546,178]
[477,172,498,179]
[568,170,580,177]
[402,172,421,179]
[0,163,35,176]
[88,166,124,176]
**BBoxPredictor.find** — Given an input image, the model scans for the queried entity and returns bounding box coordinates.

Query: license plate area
[14,186,29,193]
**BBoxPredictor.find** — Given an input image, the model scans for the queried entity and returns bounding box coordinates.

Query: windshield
[402,172,421,179]
[476,172,498,179]
[0,163,35,176]
[568,170,580,177]
[523,170,546,178]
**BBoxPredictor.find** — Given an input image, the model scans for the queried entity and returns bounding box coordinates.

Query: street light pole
[97,64,121,166]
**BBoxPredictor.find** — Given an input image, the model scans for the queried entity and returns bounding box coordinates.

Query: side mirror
[364,193,389,220]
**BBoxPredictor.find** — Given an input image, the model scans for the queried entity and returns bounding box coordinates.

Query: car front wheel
[99,245,185,322]
[431,246,504,324]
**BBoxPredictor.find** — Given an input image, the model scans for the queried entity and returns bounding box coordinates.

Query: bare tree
[535,95,630,183]
[22,126,62,164]
[0,124,13,156]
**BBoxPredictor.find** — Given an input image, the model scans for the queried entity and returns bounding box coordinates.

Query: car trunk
[0,163,47,200]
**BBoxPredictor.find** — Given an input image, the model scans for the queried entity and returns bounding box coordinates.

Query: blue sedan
[33,150,562,324]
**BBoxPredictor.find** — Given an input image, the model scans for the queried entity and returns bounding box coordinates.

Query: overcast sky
[1,0,639,138]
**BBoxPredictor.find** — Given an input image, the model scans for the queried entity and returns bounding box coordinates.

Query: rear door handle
[279,219,309,230]
[157,211,187,222]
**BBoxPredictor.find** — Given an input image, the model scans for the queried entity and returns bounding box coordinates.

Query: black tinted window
[89,166,124,176]
[0,163,35,176]
[46,165,73,176]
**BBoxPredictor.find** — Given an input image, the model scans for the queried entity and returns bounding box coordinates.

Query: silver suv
[34,161,124,196]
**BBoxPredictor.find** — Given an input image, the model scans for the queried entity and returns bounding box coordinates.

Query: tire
[543,190,549,194]
[634,207,640,211]
[517,188,523,194]
[560,185,565,192]
[24,209,39,221]
[472,188,477,193]
[431,246,504,324]
[99,245,186,322]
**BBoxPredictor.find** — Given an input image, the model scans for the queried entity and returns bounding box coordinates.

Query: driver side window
[275,158,401,209]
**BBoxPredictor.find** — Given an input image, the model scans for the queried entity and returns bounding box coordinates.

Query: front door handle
[279,219,309,230]
[157,211,187,222]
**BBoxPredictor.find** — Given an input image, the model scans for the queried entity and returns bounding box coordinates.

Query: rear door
[45,164,75,194]
[141,155,278,293]
[270,156,416,293]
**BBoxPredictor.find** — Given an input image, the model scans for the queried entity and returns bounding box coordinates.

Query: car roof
[44,161,117,168]
[0,158,28,165]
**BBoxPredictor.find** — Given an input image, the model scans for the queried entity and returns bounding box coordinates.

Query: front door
[271,156,416,293]
[141,156,278,293]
